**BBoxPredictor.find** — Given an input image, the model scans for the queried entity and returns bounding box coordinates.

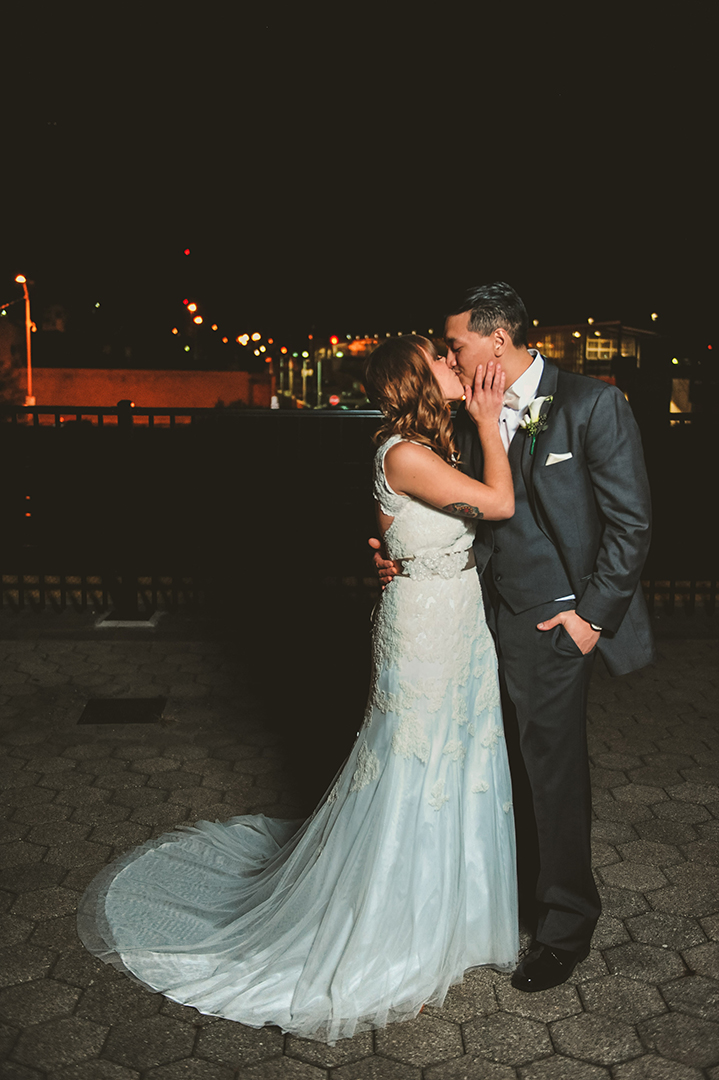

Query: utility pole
[15,275,35,405]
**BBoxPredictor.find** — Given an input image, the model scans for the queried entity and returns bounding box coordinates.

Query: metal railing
[3,403,232,427]
[0,403,381,427]
[1,572,716,618]
[2,577,715,623]
[643,578,717,617]
[0,572,205,612]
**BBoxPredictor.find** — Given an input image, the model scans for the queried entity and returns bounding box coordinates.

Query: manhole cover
[78,697,167,725]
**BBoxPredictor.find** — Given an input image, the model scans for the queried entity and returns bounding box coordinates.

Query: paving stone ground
[0,607,717,1079]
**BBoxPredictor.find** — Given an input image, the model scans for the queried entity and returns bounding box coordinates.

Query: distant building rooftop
[527,320,660,380]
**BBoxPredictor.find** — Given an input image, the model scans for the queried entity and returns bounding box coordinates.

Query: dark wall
[0,410,711,597]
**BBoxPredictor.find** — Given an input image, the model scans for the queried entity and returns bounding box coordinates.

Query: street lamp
[15,275,35,405]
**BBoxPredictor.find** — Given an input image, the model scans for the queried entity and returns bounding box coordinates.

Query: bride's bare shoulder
[384,441,443,489]
[384,440,434,466]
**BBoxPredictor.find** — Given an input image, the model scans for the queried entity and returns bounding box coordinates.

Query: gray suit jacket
[454,359,656,677]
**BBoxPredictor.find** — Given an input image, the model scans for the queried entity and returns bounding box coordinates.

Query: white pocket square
[545,452,573,466]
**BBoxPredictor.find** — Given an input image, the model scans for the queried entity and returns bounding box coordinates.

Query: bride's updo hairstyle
[364,335,458,466]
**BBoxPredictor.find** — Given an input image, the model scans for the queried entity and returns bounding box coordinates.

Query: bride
[78,334,518,1045]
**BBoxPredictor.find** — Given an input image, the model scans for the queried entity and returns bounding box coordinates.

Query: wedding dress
[78,435,518,1044]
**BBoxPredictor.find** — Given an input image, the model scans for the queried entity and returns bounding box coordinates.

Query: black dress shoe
[510,941,590,992]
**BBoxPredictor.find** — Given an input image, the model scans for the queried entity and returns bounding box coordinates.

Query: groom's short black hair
[449,282,529,348]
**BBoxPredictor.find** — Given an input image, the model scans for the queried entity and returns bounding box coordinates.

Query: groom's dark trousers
[454,359,656,954]
[491,592,600,951]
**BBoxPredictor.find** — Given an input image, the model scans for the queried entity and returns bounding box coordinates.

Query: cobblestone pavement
[0,609,717,1079]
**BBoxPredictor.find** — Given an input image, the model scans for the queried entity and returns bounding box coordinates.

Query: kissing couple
[78,281,654,1043]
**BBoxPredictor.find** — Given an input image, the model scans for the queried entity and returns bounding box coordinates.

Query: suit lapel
[508,424,526,473]
[536,359,559,399]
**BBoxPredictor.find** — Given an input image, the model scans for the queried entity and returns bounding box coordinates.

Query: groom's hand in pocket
[537,610,600,654]
[368,538,400,588]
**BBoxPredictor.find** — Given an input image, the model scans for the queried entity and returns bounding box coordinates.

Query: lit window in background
[586,337,615,361]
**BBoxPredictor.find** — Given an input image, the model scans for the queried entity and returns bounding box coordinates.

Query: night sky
[2,10,713,351]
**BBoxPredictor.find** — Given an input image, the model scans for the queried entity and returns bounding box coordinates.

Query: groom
[374,282,655,991]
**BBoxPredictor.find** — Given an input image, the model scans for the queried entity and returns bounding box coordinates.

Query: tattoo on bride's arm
[443,502,484,519]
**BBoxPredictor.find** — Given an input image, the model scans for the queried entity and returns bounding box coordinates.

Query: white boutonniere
[519,395,554,455]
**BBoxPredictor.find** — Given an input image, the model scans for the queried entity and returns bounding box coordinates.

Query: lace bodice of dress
[373,435,476,580]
